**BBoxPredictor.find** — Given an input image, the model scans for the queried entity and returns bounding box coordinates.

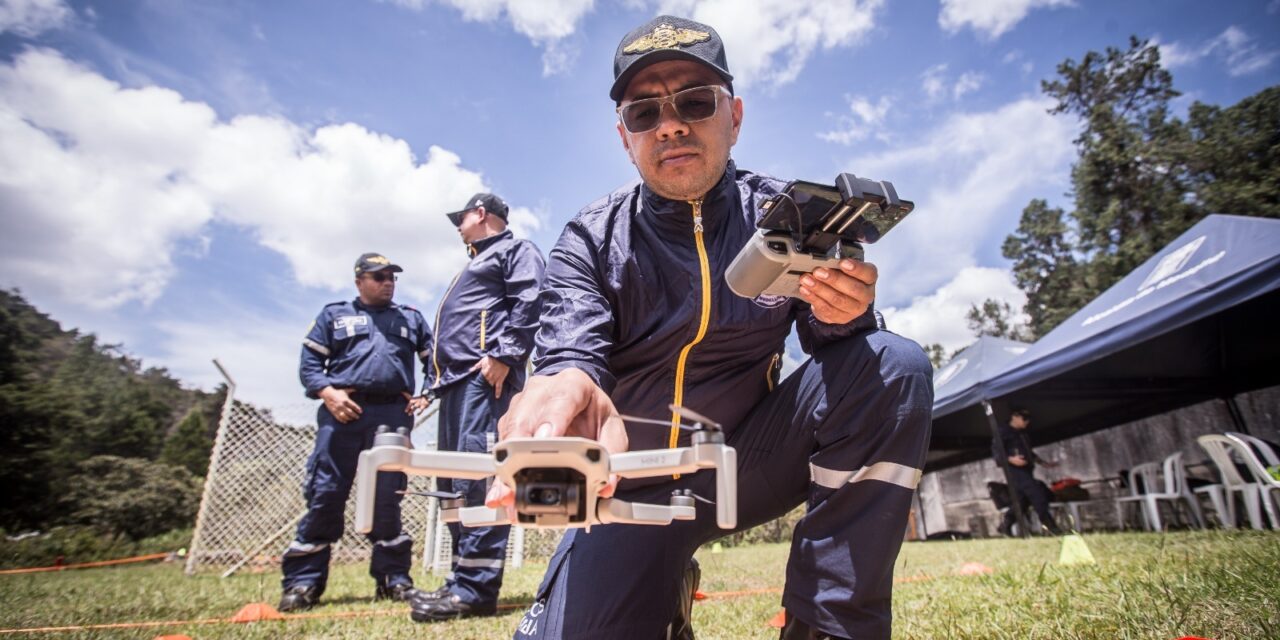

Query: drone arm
[595,498,695,526]
[608,448,701,478]
[452,505,513,527]
[708,444,737,529]
[354,446,497,534]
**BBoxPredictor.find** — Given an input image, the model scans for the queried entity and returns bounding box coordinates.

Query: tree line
[0,290,223,538]
[927,37,1279,367]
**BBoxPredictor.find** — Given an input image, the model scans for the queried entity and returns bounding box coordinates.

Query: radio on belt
[726,173,914,299]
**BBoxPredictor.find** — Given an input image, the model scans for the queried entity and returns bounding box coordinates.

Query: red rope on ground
[0,553,171,575]
[0,576,938,635]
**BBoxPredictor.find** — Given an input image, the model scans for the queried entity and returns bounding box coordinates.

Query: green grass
[1,531,1276,639]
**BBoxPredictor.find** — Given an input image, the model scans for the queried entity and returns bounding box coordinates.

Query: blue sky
[1,0,1277,409]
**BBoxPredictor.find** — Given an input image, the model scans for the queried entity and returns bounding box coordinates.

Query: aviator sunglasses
[617,85,730,134]
[363,271,397,283]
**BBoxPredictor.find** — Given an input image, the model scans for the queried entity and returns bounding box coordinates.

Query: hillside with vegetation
[0,290,223,541]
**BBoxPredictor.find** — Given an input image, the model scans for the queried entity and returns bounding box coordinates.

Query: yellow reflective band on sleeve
[670,200,712,478]
[480,309,488,350]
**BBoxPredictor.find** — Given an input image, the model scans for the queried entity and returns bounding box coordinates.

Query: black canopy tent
[926,215,1280,473]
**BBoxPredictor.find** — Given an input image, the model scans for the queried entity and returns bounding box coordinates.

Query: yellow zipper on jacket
[670,199,712,467]
[479,309,488,350]
[431,272,463,390]
[766,352,781,391]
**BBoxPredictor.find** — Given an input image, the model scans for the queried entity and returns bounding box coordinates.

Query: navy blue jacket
[992,424,1040,469]
[426,230,546,394]
[533,161,876,451]
[300,299,432,399]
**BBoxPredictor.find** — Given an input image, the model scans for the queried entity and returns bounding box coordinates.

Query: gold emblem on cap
[623,23,710,54]
[368,255,390,265]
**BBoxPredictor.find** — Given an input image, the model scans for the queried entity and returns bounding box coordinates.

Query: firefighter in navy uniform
[409,193,547,622]
[279,252,433,612]
[492,16,934,640]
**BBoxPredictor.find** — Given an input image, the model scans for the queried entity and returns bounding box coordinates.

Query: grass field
[1,530,1277,639]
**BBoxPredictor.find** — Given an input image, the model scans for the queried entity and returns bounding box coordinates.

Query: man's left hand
[472,356,511,399]
[798,258,877,325]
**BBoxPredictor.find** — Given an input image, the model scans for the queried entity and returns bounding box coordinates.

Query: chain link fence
[186,371,562,577]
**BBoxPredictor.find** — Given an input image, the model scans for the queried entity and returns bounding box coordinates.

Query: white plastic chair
[1226,432,1280,529]
[1196,434,1268,529]
[1113,452,1205,531]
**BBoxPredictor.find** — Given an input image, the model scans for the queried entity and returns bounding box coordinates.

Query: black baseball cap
[610,15,733,103]
[354,252,403,276]
[445,192,509,226]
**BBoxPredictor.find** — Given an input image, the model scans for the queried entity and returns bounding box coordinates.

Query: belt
[349,391,407,405]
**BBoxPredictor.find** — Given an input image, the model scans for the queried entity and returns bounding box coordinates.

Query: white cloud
[384,0,885,85]
[1206,26,1278,76]
[0,0,70,36]
[880,266,1027,352]
[939,0,1074,40]
[953,71,984,99]
[920,64,984,102]
[922,63,947,100]
[1154,26,1277,76]
[843,96,1077,305]
[155,309,315,410]
[653,0,884,89]
[818,95,892,145]
[383,0,596,76]
[0,48,538,309]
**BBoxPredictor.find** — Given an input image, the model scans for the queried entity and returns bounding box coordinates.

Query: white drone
[353,406,737,533]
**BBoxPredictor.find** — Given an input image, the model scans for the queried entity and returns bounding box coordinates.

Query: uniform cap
[354,252,403,275]
[610,15,733,102]
[446,192,509,226]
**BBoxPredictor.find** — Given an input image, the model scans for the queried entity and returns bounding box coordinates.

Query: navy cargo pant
[1002,466,1055,532]
[436,369,524,606]
[281,398,414,594]
[512,329,933,640]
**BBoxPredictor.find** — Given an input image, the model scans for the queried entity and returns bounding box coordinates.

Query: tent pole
[985,400,1029,538]
[1223,396,1251,435]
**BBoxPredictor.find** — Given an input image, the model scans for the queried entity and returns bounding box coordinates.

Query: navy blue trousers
[281,400,414,593]
[512,329,933,640]
[1003,466,1055,529]
[437,370,524,605]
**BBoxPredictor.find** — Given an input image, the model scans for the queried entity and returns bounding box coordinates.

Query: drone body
[353,418,736,533]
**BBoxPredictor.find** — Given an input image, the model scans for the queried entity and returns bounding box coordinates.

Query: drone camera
[513,467,587,525]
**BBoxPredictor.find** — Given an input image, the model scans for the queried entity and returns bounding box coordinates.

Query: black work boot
[409,593,497,622]
[409,585,452,603]
[278,584,321,613]
[778,611,850,640]
[375,581,428,603]
[666,557,701,639]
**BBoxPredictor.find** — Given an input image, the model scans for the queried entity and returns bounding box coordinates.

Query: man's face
[616,60,742,202]
[456,207,486,244]
[356,270,396,306]
[1010,414,1029,430]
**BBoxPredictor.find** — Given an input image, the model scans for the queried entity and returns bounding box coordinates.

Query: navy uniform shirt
[533,161,876,452]
[426,229,546,394]
[300,299,432,399]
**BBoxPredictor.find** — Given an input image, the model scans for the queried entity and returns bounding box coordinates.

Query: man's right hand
[1008,454,1028,467]
[320,386,362,424]
[488,368,629,508]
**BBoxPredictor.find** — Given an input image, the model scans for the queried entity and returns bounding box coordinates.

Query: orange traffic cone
[231,602,284,623]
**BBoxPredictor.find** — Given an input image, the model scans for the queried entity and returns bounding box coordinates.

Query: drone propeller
[397,490,464,500]
[619,414,700,431]
[668,404,722,432]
